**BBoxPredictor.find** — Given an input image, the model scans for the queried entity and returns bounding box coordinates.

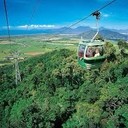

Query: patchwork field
[0,35,78,65]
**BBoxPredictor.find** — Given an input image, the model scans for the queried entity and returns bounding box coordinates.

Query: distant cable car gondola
[77,11,106,69]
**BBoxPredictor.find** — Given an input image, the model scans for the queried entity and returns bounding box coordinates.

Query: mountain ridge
[1,26,128,40]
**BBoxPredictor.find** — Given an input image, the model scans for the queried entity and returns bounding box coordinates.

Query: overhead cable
[3,0,11,41]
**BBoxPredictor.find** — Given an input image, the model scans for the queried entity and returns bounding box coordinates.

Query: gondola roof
[79,40,105,46]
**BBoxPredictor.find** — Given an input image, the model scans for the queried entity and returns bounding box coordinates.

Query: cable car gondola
[77,40,106,69]
[77,11,106,69]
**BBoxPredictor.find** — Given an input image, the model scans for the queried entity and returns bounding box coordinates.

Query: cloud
[1,24,57,30]
[100,12,110,18]
[102,14,110,17]
[18,24,56,30]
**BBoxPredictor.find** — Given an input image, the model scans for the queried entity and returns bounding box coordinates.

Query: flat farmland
[0,35,78,65]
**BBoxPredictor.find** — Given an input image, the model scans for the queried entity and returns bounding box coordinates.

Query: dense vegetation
[0,41,128,128]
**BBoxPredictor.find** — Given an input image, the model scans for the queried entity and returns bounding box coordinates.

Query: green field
[0,35,78,65]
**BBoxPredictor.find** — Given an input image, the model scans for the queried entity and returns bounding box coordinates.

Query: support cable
[26,0,41,31]
[59,0,117,34]
[3,0,21,85]
[47,0,117,41]
[3,0,11,41]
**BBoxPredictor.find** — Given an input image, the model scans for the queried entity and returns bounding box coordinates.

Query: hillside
[99,29,128,40]
[0,46,128,128]
[79,29,128,40]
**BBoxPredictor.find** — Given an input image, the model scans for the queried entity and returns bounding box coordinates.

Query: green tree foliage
[117,40,128,58]
[0,45,128,128]
[118,40,128,49]
[104,42,117,62]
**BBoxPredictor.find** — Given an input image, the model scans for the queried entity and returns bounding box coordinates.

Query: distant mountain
[79,29,128,40]
[110,29,128,35]
[0,26,128,40]
[98,27,128,35]
[74,26,92,33]
[0,26,92,36]
[99,29,128,40]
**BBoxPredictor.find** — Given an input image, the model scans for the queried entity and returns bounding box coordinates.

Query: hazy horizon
[0,0,128,35]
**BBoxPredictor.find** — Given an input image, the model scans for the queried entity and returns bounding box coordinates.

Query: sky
[0,0,128,31]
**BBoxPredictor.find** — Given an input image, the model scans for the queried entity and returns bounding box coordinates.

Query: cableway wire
[26,0,42,31]
[47,0,117,41]
[59,0,117,34]
[3,0,21,85]
[3,0,11,41]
